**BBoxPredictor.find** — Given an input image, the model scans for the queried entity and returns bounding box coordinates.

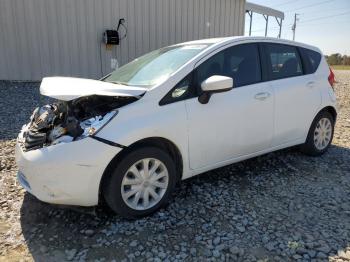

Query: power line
[299,10,350,24]
[298,7,350,16]
[245,8,350,38]
[249,9,350,30]
[248,12,350,32]
[284,0,335,12]
[297,19,350,27]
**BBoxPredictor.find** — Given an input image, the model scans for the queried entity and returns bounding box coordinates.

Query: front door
[186,43,274,170]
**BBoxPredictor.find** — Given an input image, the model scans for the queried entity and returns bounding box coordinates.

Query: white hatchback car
[16,36,337,218]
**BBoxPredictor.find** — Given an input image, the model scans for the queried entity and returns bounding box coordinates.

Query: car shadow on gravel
[19,145,350,261]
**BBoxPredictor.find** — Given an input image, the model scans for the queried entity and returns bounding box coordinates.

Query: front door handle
[254,92,271,101]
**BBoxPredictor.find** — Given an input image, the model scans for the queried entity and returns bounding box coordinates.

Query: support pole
[248,11,253,36]
[279,18,283,38]
[263,15,269,37]
[275,17,283,38]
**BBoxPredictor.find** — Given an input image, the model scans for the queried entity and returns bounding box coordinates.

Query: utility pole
[292,13,299,41]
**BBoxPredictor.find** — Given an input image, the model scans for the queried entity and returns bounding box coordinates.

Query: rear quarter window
[299,48,321,74]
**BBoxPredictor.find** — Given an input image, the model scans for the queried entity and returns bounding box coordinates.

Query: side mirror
[198,75,233,104]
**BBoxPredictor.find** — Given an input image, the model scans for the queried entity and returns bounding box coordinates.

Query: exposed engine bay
[20,95,137,151]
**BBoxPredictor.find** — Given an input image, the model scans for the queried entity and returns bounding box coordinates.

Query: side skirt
[182,138,305,180]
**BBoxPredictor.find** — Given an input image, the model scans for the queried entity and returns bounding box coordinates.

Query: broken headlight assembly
[20,95,136,151]
[78,110,118,139]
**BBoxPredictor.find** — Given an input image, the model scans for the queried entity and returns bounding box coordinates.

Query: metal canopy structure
[245,2,285,38]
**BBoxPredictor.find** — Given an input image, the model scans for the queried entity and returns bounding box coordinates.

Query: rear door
[262,43,321,147]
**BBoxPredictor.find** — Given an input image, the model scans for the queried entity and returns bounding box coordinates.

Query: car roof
[174,37,228,46]
[180,36,322,54]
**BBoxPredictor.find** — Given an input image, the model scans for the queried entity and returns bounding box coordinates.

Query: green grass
[331,65,350,70]
[288,241,302,249]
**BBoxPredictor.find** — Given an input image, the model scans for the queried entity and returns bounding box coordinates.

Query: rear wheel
[300,111,334,156]
[103,147,177,218]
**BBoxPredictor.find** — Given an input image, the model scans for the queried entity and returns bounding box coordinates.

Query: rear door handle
[307,81,315,88]
[254,92,271,101]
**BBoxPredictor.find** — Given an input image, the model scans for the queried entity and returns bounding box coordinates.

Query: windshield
[104,44,211,87]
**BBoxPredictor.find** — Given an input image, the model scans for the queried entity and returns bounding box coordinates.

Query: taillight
[328,67,335,89]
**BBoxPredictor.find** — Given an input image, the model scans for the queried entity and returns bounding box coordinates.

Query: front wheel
[300,111,335,156]
[103,147,177,218]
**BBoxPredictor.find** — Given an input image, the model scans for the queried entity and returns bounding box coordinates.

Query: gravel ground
[0,71,349,262]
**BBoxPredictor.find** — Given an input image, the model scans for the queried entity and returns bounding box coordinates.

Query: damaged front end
[19,95,136,151]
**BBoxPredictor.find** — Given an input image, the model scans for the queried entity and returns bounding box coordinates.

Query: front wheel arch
[98,137,183,206]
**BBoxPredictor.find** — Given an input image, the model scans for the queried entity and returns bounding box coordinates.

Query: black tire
[300,111,334,156]
[103,147,177,219]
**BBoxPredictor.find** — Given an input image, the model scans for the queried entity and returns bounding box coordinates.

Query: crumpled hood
[40,77,147,101]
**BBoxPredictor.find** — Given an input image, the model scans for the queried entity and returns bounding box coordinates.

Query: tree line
[325,54,350,65]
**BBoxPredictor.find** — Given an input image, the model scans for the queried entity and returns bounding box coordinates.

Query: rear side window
[264,43,303,80]
[299,48,321,74]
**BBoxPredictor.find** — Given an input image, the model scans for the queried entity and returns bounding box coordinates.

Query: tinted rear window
[264,43,303,80]
[300,48,321,74]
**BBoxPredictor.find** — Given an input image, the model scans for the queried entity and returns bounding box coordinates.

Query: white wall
[0,0,245,81]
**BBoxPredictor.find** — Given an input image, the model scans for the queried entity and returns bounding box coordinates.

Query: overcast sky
[245,0,350,55]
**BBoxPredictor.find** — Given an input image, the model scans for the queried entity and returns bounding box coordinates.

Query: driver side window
[159,44,262,106]
[194,43,261,88]
[196,51,225,86]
